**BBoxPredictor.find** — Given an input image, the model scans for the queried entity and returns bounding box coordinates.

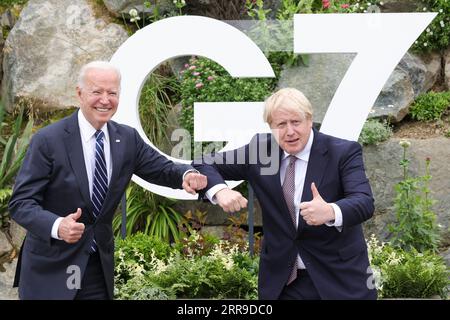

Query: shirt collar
[77,109,109,143]
[282,128,314,162]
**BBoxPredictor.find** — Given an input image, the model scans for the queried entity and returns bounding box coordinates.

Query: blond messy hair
[263,88,313,125]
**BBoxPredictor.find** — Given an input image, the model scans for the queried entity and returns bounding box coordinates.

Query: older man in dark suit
[194,88,376,300]
[9,61,206,300]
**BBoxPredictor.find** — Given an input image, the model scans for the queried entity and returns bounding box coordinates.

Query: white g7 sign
[111,13,436,199]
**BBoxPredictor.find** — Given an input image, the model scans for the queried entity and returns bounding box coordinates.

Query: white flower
[399,139,411,148]
[423,7,427,11]
[426,28,430,33]
[380,2,384,5]
[129,8,138,17]
[439,9,443,13]
[424,42,428,47]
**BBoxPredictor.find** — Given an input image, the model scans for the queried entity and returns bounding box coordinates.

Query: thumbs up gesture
[58,208,85,243]
[299,183,335,226]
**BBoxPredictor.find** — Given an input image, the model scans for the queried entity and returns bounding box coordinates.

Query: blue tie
[90,130,108,253]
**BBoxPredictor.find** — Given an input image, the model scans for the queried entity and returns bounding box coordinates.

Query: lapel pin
[116,139,120,143]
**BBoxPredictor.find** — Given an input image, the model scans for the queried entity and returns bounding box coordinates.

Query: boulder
[2,0,128,111]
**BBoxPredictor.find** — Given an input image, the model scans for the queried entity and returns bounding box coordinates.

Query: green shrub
[115,275,174,300]
[147,251,258,299]
[367,235,450,299]
[412,0,450,53]
[358,119,393,146]
[114,233,259,299]
[114,232,173,284]
[409,91,450,122]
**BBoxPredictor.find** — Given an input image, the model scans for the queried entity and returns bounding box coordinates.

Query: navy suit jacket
[9,110,192,299]
[194,129,377,299]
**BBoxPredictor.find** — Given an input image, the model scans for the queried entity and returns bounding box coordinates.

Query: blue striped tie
[90,130,108,253]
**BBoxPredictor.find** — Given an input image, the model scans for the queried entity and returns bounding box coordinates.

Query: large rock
[2,0,128,111]
[419,52,442,92]
[363,138,450,246]
[370,52,440,122]
[371,68,415,121]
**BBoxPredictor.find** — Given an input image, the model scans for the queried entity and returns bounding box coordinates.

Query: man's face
[76,68,120,130]
[270,108,312,155]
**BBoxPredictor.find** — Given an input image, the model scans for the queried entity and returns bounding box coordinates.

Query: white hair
[77,61,121,89]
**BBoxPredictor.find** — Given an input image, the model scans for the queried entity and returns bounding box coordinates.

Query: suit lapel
[63,111,94,215]
[298,129,329,232]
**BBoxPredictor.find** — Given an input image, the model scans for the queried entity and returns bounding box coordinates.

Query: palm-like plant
[0,100,34,268]
[0,101,34,230]
[113,183,184,242]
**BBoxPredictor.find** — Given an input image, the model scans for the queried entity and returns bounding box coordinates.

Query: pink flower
[184,63,189,68]
[189,65,196,70]
[341,4,349,9]
[207,76,214,81]
[322,0,330,9]
[192,72,200,76]
[195,82,203,89]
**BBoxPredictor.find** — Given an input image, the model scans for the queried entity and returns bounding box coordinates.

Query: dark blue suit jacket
[9,110,192,299]
[194,129,376,299]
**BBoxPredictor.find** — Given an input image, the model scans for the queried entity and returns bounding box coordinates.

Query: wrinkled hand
[183,172,207,195]
[299,183,335,226]
[215,188,248,213]
[58,208,85,243]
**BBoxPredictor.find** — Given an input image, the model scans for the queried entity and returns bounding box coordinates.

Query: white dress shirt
[51,110,112,239]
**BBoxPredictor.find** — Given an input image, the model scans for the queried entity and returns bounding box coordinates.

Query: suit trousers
[74,252,109,300]
[278,269,321,300]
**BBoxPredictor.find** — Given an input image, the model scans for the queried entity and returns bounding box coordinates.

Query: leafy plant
[388,140,441,252]
[115,233,259,300]
[223,212,262,254]
[0,100,34,229]
[367,235,450,299]
[409,91,450,122]
[139,66,180,149]
[358,119,393,146]
[412,0,450,53]
[112,183,184,242]
[179,56,274,136]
